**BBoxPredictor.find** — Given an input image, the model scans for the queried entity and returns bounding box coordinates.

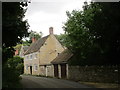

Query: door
[61,64,66,78]
[30,66,32,75]
[54,64,58,77]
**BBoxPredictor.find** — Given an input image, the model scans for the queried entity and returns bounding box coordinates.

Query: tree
[55,34,68,46]
[28,30,42,43]
[83,2,120,65]
[22,30,43,45]
[63,2,120,65]
[3,56,24,88]
[2,2,29,88]
[63,9,94,65]
[2,2,29,64]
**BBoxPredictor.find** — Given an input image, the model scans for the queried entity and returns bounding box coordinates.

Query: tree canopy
[2,2,29,88]
[2,2,29,64]
[22,30,43,46]
[63,2,120,65]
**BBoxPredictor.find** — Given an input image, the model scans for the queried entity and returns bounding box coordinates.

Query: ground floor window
[34,65,38,71]
[26,65,28,70]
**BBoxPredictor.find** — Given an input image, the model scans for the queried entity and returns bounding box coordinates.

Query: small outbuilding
[51,49,73,79]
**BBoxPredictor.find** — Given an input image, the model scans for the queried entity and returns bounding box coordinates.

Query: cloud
[24,0,91,36]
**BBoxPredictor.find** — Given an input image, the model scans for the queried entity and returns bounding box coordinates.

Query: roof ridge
[24,35,49,55]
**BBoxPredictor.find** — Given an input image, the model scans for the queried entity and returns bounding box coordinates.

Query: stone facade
[68,65,119,83]
[24,28,65,77]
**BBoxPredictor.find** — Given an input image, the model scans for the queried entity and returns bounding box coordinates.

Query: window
[30,54,32,60]
[35,54,37,59]
[26,65,28,70]
[27,55,29,60]
[34,65,38,71]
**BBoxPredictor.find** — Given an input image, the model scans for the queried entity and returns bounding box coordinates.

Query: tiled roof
[51,49,73,64]
[24,35,49,55]
[23,46,29,52]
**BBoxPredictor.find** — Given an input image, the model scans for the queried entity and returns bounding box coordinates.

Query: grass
[78,81,119,88]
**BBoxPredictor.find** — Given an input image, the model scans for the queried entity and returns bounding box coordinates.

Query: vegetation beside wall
[2,56,24,88]
[68,65,119,84]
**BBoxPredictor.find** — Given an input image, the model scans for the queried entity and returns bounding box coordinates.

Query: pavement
[20,75,92,88]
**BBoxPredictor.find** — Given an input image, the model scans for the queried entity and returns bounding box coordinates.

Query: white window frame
[30,54,32,60]
[34,53,37,59]
[26,65,28,70]
[34,65,38,71]
[27,55,29,60]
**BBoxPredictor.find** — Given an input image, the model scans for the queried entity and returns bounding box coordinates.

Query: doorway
[61,64,66,78]
[54,64,59,77]
[30,66,32,75]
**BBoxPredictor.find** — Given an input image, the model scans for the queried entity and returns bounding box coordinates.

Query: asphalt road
[20,75,92,88]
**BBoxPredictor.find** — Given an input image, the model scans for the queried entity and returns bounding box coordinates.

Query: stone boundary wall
[68,65,119,83]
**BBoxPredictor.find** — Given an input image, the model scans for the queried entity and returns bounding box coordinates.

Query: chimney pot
[49,27,53,34]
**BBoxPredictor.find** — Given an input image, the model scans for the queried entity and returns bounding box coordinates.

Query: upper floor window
[35,54,37,59]
[30,54,32,60]
[27,55,29,60]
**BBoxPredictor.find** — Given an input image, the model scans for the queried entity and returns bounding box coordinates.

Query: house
[19,45,29,58]
[14,44,28,56]
[24,27,65,76]
[51,49,73,78]
[14,49,19,56]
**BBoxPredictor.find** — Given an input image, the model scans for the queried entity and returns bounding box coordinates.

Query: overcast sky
[24,0,91,36]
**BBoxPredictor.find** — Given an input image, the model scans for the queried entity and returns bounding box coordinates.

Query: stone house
[19,45,29,58]
[51,49,73,78]
[24,27,65,76]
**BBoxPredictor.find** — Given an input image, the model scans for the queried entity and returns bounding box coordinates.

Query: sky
[24,0,91,37]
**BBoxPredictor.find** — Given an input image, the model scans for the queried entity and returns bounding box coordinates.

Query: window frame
[34,64,38,71]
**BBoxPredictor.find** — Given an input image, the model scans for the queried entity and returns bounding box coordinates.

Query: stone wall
[68,65,119,83]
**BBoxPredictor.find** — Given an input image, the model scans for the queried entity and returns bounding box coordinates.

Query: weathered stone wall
[39,66,46,76]
[24,52,39,75]
[39,34,64,65]
[68,65,119,83]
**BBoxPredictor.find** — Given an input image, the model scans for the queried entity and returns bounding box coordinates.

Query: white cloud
[24,0,91,37]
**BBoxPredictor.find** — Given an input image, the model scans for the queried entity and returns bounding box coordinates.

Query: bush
[2,56,24,88]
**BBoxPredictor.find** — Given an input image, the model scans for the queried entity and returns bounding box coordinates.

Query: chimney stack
[49,27,53,34]
[32,37,36,43]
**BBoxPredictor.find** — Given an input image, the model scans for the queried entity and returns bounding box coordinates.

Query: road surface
[20,75,92,88]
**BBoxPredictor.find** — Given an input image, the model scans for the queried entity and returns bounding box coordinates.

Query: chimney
[49,27,53,34]
[32,37,36,43]
[15,49,18,56]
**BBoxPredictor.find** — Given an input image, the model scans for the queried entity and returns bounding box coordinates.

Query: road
[20,75,92,88]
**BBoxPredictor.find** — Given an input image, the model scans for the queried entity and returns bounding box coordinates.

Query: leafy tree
[2,2,29,88]
[83,2,120,65]
[55,34,68,46]
[7,56,24,75]
[2,2,29,64]
[29,30,42,43]
[3,56,24,88]
[63,10,94,65]
[22,30,43,45]
[63,2,120,65]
